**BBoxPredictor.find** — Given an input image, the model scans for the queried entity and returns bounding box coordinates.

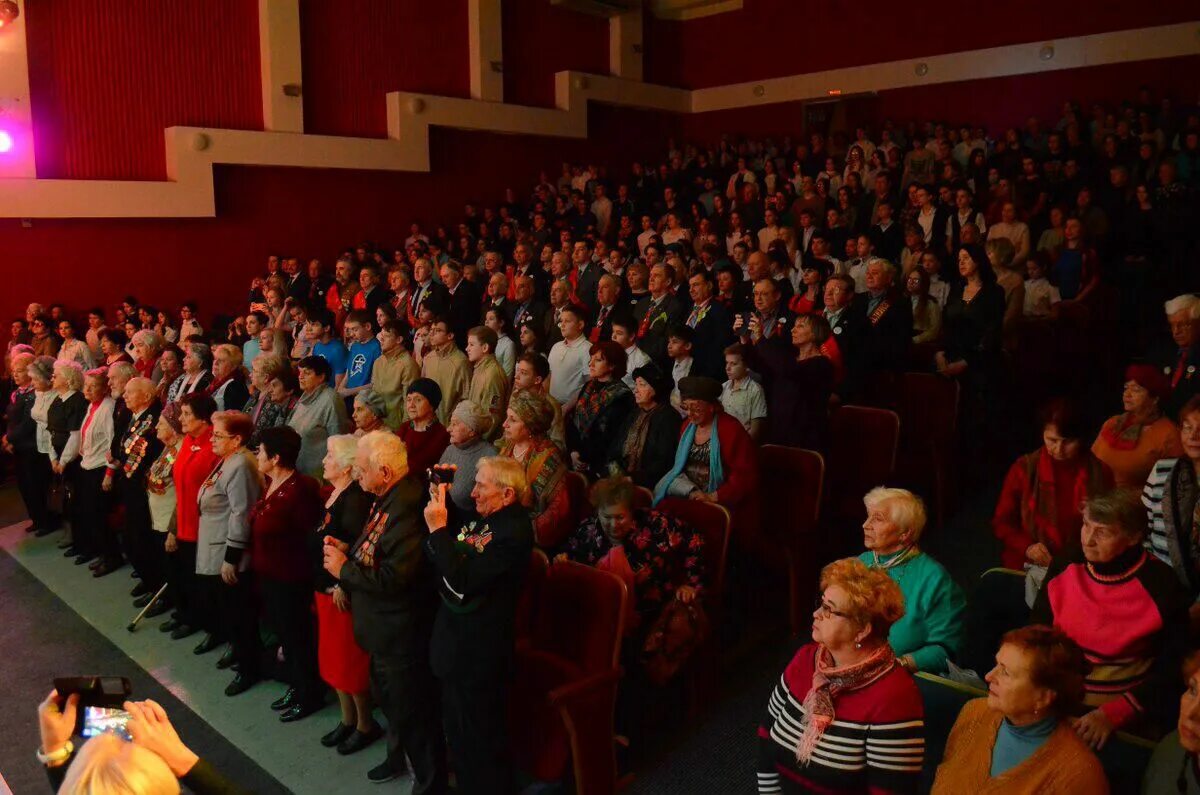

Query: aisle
[0,513,403,794]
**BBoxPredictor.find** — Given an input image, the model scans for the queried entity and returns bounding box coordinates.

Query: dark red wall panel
[25,0,263,180]
[300,0,470,138]
[502,0,608,108]
[645,0,1200,89]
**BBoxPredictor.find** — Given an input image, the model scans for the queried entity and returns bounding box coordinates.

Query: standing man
[421,318,472,426]
[323,431,447,790]
[465,326,510,443]
[423,457,533,795]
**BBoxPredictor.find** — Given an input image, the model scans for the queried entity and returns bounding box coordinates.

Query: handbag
[640,597,710,686]
[47,473,68,515]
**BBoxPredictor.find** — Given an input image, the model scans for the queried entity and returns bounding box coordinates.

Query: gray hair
[477,456,529,507]
[325,434,359,473]
[358,430,408,477]
[354,388,388,419]
[1083,489,1147,540]
[863,486,927,543]
[1165,293,1200,320]
[53,359,85,391]
[131,329,165,355]
[107,361,136,383]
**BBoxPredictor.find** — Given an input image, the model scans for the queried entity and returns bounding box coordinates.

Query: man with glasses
[29,315,60,358]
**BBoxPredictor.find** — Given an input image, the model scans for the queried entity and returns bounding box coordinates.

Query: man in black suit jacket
[325,432,446,789]
[509,275,548,338]
[424,458,533,795]
[684,269,733,381]
[869,200,904,263]
[633,262,685,369]
[409,257,449,321]
[572,240,603,311]
[507,242,550,303]
[355,264,394,316]
[105,379,163,580]
[482,271,516,328]
[440,261,483,345]
[841,261,912,404]
[284,257,311,303]
[915,184,952,256]
[589,273,623,344]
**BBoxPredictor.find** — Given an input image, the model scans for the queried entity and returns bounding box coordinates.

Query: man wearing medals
[842,260,912,404]
[424,457,534,795]
[107,377,162,581]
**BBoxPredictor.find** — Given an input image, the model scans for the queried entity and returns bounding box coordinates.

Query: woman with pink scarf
[757,558,924,794]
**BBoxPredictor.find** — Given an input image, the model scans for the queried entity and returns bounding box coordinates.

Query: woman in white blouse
[986,201,1031,269]
[70,367,116,566]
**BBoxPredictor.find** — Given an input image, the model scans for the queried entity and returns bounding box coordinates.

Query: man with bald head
[841,259,912,404]
[509,274,548,338]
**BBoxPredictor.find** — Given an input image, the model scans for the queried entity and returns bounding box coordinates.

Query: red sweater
[397,421,451,485]
[250,473,323,583]
[172,427,219,543]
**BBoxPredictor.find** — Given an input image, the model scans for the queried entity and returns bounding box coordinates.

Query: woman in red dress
[168,392,220,642]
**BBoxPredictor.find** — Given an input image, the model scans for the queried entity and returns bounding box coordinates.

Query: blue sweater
[990,715,1056,776]
[859,549,966,672]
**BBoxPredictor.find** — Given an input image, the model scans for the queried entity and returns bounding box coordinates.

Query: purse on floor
[640,597,710,685]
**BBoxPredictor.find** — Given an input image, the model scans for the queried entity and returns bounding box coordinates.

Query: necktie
[1173,349,1189,388]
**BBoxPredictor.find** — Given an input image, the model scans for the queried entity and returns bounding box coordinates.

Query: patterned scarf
[1100,409,1161,451]
[572,379,629,437]
[797,644,897,764]
[1021,448,1109,548]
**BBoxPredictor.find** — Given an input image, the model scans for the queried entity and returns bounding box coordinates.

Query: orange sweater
[931,699,1108,795]
[1091,415,1183,490]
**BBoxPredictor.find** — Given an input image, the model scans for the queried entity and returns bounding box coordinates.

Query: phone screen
[81,706,132,741]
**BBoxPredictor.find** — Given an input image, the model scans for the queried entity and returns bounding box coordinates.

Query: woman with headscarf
[607,362,681,490]
[498,390,570,548]
[1092,364,1183,489]
[437,400,498,518]
[351,389,388,437]
[568,341,634,479]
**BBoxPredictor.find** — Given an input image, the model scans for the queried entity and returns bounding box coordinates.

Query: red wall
[25,0,263,180]
[644,0,1200,88]
[502,0,609,108]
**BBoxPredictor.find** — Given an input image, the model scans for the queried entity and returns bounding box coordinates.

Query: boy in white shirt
[666,324,694,416]
[611,316,650,390]
[1023,257,1061,317]
[920,251,951,308]
[720,344,767,441]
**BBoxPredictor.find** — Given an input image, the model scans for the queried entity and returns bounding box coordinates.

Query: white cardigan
[78,397,116,472]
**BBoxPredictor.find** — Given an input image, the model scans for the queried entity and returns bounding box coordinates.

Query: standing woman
[131,330,165,384]
[745,314,835,451]
[396,379,451,485]
[498,390,571,548]
[27,356,59,535]
[788,260,829,317]
[167,342,213,405]
[243,355,292,447]
[311,435,382,754]
[56,319,94,369]
[907,267,943,345]
[69,367,116,568]
[568,341,634,479]
[154,344,185,406]
[208,344,250,412]
[288,355,350,479]
[251,426,325,721]
[98,328,133,367]
[169,393,220,643]
[4,352,50,533]
[149,404,186,637]
[196,410,263,696]
[47,360,89,551]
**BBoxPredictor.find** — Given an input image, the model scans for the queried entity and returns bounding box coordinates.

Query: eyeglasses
[814,597,849,619]
[211,432,234,441]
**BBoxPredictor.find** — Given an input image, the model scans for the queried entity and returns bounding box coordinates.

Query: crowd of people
[8,84,1200,794]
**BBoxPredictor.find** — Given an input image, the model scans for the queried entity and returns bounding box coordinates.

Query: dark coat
[634,293,685,369]
[688,300,734,381]
[608,404,682,490]
[840,289,912,400]
[5,386,38,453]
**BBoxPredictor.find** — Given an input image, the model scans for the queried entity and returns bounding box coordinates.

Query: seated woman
[1032,490,1190,748]
[1092,364,1182,489]
[607,363,681,490]
[167,342,213,404]
[994,398,1113,571]
[568,341,634,479]
[396,378,451,485]
[859,487,965,673]
[350,388,388,437]
[931,625,1107,793]
[498,390,570,548]
[560,475,704,636]
[757,557,924,794]
[1143,649,1200,794]
[653,376,758,527]
[745,313,834,450]
[1144,396,1200,616]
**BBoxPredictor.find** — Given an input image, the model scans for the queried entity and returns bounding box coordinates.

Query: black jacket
[340,477,437,654]
[311,481,374,592]
[840,289,912,401]
[214,378,250,413]
[5,386,38,453]
[608,403,682,490]
[633,293,685,369]
[444,280,484,344]
[113,403,164,484]
[426,501,533,680]
[688,300,734,381]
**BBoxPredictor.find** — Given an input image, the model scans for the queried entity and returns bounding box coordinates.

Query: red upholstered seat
[825,405,899,539]
[757,445,825,637]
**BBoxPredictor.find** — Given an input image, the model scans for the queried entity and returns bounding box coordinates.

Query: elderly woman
[1032,490,1190,749]
[397,378,451,484]
[859,487,965,673]
[153,344,185,405]
[170,393,221,643]
[5,351,52,534]
[196,410,263,696]
[67,367,116,568]
[46,360,89,547]
[351,388,388,437]
[242,354,292,447]
[994,398,1113,571]
[1143,649,1200,793]
[1092,364,1183,490]
[27,357,60,534]
[310,434,381,754]
[1144,396,1200,617]
[931,626,1107,793]
[208,344,250,411]
[288,355,350,479]
[498,390,570,548]
[746,313,834,450]
[757,557,924,793]
[149,404,188,636]
[168,341,213,404]
[251,426,325,721]
[568,341,634,479]
[131,329,166,383]
[561,475,704,636]
[437,400,498,516]
[607,363,681,490]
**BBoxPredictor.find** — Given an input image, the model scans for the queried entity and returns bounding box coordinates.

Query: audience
[1092,364,1183,489]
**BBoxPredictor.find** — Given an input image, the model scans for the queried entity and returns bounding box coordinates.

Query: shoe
[280,702,322,723]
[339,725,384,756]
[144,601,171,619]
[88,557,104,570]
[62,546,78,557]
[130,582,151,598]
[73,553,96,566]
[215,647,236,670]
[366,761,405,783]
[133,593,152,609]
[34,525,57,537]
[160,618,181,633]
[130,570,141,580]
[271,688,297,711]
[24,521,37,534]
[92,560,122,578]
[193,634,222,655]
[224,673,260,697]
[320,723,355,748]
[170,624,198,641]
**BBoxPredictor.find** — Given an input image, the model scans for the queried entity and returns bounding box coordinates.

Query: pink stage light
[0,131,12,153]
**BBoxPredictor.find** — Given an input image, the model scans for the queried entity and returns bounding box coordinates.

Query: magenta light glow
[0,131,13,153]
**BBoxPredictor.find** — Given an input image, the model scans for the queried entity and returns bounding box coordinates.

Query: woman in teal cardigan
[857,486,966,673]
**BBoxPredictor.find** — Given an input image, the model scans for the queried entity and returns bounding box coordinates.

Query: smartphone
[53,676,133,737]
[81,706,133,741]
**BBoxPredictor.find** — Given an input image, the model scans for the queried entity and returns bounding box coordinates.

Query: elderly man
[465,326,509,443]
[842,260,912,404]
[323,431,447,789]
[1154,294,1200,418]
[633,262,685,368]
[424,456,533,795]
[107,377,163,583]
[421,318,472,426]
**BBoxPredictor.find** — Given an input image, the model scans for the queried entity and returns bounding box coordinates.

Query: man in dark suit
[506,242,549,303]
[684,269,733,381]
[1151,294,1200,418]
[284,257,311,303]
[589,273,622,344]
[409,257,449,324]
[324,431,446,789]
[107,378,163,581]
[424,457,533,795]
[440,261,483,345]
[572,240,603,311]
[915,184,952,256]
[633,262,685,369]
[483,272,516,327]
[869,200,904,263]
[509,275,548,338]
[841,261,912,404]
[353,263,395,316]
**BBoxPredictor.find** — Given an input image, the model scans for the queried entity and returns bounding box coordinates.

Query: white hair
[358,430,408,477]
[59,733,181,795]
[1165,293,1200,319]
[53,359,85,391]
[326,434,359,472]
[863,486,927,542]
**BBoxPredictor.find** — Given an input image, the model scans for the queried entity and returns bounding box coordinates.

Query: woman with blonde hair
[858,487,965,673]
[757,557,924,793]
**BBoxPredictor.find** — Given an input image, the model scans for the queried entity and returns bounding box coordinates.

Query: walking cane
[127,582,169,632]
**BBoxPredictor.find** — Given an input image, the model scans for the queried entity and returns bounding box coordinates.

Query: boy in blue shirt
[307,308,348,380]
[339,309,382,405]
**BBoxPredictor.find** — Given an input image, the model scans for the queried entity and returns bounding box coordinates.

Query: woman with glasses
[757,557,924,794]
[29,315,61,358]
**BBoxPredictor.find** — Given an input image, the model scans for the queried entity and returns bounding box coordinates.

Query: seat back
[631,485,654,511]
[914,673,979,791]
[532,560,628,672]
[826,405,899,519]
[515,549,549,642]
[564,471,591,529]
[758,445,824,538]
[898,372,959,450]
[656,497,731,604]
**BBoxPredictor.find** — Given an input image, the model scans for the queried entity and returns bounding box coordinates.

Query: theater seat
[515,549,549,644]
[757,445,825,637]
[895,372,959,529]
[825,405,899,544]
[564,470,591,529]
[509,559,628,794]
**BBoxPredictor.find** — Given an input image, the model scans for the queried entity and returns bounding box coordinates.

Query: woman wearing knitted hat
[351,388,388,437]
[498,390,570,548]
[1091,363,1183,489]
[397,378,450,487]
[436,400,497,516]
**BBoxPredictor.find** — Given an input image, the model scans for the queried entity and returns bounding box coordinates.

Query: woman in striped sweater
[757,558,924,794]
[1142,395,1200,621]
